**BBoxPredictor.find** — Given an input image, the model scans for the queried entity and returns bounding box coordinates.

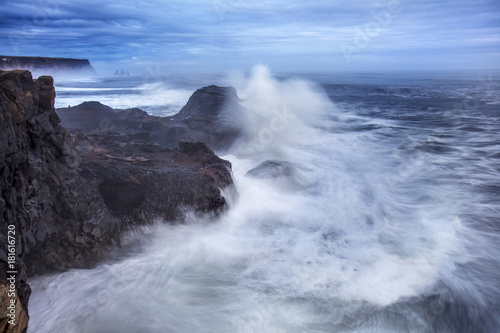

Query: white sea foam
[29,66,499,332]
[54,81,192,116]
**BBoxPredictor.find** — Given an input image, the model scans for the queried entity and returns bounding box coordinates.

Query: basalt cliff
[0,56,97,77]
[0,70,241,332]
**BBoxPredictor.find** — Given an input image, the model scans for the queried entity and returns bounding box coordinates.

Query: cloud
[0,0,499,72]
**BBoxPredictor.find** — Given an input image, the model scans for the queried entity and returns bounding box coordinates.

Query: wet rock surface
[245,160,309,191]
[246,160,296,179]
[0,69,236,289]
[57,85,248,152]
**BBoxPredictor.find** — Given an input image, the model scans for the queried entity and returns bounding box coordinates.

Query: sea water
[29,66,500,332]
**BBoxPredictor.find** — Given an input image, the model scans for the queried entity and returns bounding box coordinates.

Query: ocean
[28,66,500,332]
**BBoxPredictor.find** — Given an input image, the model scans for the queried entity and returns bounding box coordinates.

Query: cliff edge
[0,56,97,77]
[0,70,236,332]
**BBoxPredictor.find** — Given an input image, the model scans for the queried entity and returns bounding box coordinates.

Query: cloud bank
[1,0,499,73]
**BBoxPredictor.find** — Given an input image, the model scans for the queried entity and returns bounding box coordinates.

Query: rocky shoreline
[0,70,243,332]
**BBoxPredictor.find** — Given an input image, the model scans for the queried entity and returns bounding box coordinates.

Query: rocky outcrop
[170,85,250,151]
[246,160,296,179]
[57,85,248,152]
[246,160,308,190]
[0,70,62,323]
[0,56,97,77]
[0,70,237,333]
[22,138,233,275]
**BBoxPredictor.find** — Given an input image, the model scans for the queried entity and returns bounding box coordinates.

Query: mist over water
[29,67,500,332]
[54,76,197,116]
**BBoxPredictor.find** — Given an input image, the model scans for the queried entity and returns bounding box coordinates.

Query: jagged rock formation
[22,137,233,275]
[0,56,97,77]
[0,70,238,331]
[114,69,130,76]
[57,85,249,152]
[170,85,250,151]
[0,69,234,275]
[0,71,62,326]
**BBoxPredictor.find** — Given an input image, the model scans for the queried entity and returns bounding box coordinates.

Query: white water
[29,66,496,332]
[55,81,193,116]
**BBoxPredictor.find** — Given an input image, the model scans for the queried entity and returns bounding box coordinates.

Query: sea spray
[224,64,332,157]
[29,67,500,332]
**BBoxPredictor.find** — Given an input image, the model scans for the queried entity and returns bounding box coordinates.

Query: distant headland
[0,55,97,76]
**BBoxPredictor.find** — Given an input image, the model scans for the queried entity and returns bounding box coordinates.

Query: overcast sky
[1,0,499,74]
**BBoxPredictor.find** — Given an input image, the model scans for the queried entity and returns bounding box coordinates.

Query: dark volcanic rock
[100,180,145,215]
[58,85,249,152]
[0,56,97,77]
[172,85,249,150]
[0,69,234,284]
[58,101,118,131]
[245,160,308,190]
[0,70,64,332]
[246,160,296,178]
